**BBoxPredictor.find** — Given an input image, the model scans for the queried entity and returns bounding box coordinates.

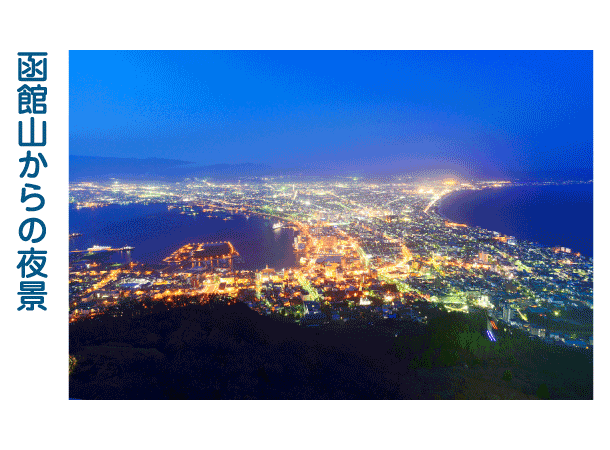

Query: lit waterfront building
[502,305,514,322]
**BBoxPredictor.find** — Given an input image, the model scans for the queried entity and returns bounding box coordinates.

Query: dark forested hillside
[69,301,592,400]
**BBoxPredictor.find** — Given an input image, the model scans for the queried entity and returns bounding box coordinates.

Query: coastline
[436,183,593,257]
[70,204,299,270]
[435,188,473,222]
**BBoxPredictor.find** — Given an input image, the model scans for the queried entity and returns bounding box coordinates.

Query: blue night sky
[70,51,592,178]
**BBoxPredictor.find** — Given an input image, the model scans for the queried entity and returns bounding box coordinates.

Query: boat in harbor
[272,222,282,229]
[87,245,112,252]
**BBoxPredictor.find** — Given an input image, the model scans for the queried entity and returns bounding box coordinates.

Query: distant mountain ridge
[69,155,593,182]
[70,155,274,181]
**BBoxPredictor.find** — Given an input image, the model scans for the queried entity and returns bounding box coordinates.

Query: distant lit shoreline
[437,181,593,257]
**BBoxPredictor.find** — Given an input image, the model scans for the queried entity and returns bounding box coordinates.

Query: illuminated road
[423,189,451,214]
[202,283,219,295]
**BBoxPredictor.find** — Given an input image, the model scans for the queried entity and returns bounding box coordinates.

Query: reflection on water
[438,184,593,257]
[70,203,298,271]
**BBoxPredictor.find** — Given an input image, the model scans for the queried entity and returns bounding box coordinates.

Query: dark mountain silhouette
[70,155,274,181]
[69,299,592,400]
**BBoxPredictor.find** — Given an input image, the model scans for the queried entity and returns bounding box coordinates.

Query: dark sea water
[438,184,593,258]
[69,203,297,270]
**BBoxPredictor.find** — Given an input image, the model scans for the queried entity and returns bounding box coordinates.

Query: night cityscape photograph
[68,50,593,400]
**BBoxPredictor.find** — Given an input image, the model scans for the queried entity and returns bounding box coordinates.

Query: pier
[70,246,134,254]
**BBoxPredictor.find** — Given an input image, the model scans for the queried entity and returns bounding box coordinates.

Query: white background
[0,1,606,449]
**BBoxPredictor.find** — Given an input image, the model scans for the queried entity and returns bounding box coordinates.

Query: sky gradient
[70,51,592,179]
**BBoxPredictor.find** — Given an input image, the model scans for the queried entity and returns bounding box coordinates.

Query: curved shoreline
[70,204,300,270]
[435,188,474,222]
[436,183,593,257]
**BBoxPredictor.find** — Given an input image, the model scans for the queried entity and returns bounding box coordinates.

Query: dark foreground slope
[69,302,592,400]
